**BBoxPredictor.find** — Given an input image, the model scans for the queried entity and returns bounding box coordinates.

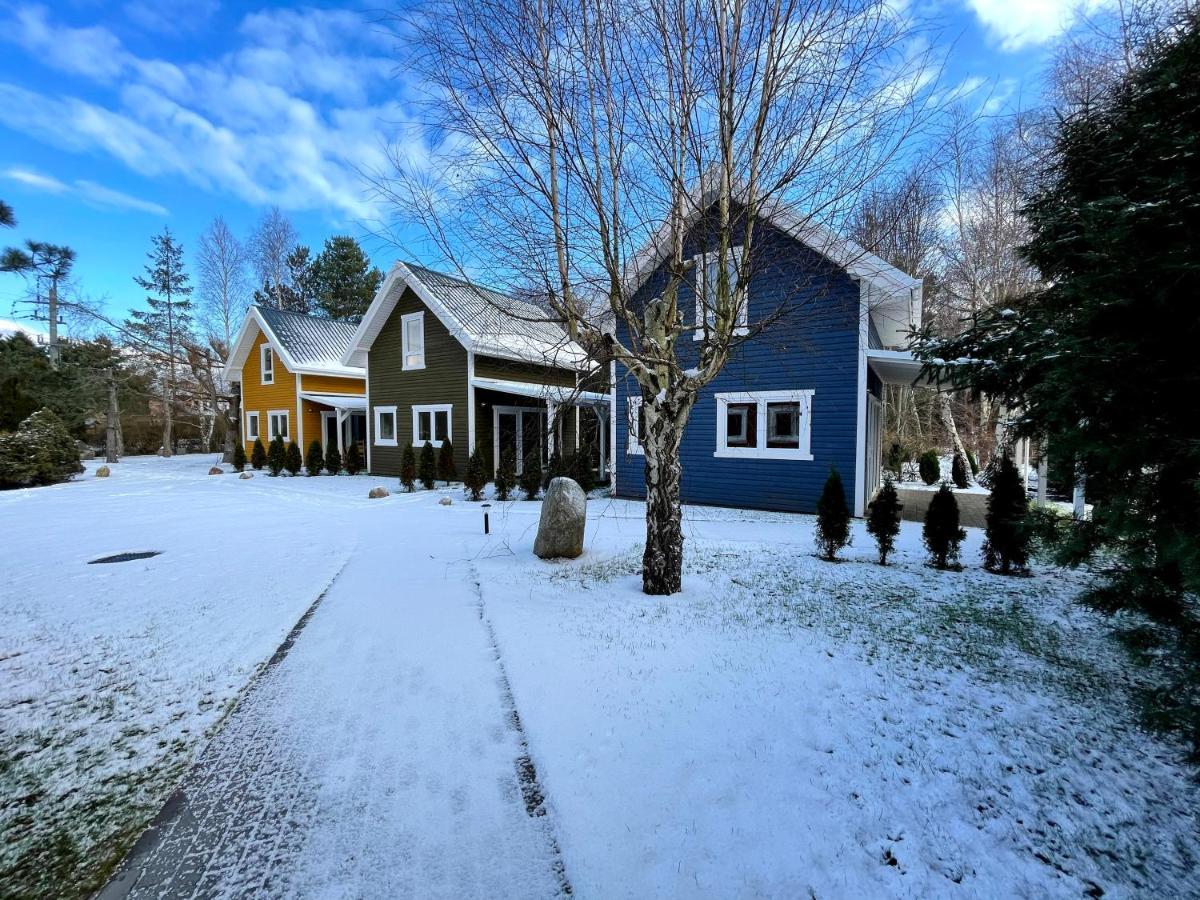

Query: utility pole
[106,368,121,464]
[47,274,60,367]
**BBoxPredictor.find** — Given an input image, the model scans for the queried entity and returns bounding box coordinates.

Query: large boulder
[534,477,586,559]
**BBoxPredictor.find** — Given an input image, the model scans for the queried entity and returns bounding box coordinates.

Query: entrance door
[322,411,338,450]
[493,406,547,475]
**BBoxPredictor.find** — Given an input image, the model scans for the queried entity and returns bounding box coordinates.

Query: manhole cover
[89,551,162,564]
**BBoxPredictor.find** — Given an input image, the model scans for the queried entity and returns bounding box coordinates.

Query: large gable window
[412,403,451,447]
[261,344,274,384]
[714,390,813,460]
[402,311,425,370]
[694,246,748,340]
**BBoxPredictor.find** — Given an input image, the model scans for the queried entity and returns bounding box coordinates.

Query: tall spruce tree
[310,236,383,322]
[128,227,193,457]
[917,13,1200,618]
[815,468,851,560]
[983,453,1031,574]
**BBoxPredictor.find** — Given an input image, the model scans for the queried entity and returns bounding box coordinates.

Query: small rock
[239,472,253,480]
[95,466,111,478]
[439,496,453,506]
[208,466,223,475]
[368,487,390,499]
[534,477,586,559]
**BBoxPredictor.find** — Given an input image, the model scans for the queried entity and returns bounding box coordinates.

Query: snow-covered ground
[3,457,1198,898]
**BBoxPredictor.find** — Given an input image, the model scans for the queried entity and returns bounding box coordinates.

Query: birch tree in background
[380,0,941,594]
[248,206,301,311]
[197,216,248,350]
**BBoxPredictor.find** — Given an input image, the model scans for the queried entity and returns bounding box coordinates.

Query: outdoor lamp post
[482,503,491,535]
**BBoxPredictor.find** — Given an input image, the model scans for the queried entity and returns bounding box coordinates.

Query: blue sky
[0,0,1094,333]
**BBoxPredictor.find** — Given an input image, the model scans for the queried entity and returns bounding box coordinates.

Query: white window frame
[373,405,398,447]
[412,403,452,448]
[267,409,290,443]
[401,311,425,371]
[714,390,813,460]
[693,246,749,340]
[245,410,260,442]
[260,343,274,384]
[626,396,644,456]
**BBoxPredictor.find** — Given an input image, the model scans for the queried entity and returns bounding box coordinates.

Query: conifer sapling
[399,444,417,492]
[463,444,487,501]
[494,449,516,500]
[983,453,1031,575]
[305,439,323,476]
[344,440,362,475]
[923,483,966,570]
[232,441,247,473]
[251,437,267,470]
[324,443,341,475]
[419,440,437,490]
[266,435,285,476]
[285,440,303,476]
[815,467,851,560]
[520,449,542,500]
[918,450,940,485]
[438,438,457,484]
[866,476,903,565]
[951,453,970,489]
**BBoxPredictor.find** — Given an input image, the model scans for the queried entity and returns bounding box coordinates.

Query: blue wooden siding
[613,218,862,513]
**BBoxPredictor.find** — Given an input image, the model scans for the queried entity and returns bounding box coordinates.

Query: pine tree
[251,437,267,470]
[232,441,247,473]
[344,441,362,475]
[127,227,194,457]
[918,450,940,485]
[495,449,516,500]
[324,443,341,475]
[285,440,302,476]
[399,444,417,491]
[438,439,457,483]
[419,440,437,490]
[866,477,903,565]
[310,236,384,322]
[983,453,1031,575]
[815,467,851,560]
[267,435,286,476]
[520,449,542,500]
[463,444,487,501]
[305,439,323,476]
[923,483,966,570]
[951,453,969,489]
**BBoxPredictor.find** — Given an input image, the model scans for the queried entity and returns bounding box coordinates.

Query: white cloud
[1,164,168,215]
[123,0,220,36]
[963,0,1114,51]
[0,4,416,222]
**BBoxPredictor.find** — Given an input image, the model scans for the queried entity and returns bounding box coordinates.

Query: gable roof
[342,262,588,370]
[224,306,365,381]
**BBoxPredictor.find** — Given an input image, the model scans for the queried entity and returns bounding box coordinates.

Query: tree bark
[223,387,241,463]
[641,400,688,595]
[105,370,120,464]
[938,392,970,474]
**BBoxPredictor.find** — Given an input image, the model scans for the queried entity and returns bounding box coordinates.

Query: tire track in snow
[469,566,573,898]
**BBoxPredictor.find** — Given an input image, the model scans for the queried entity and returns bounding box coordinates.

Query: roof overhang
[867,349,939,387]
[471,376,609,407]
[343,263,590,371]
[224,306,366,382]
[299,392,368,410]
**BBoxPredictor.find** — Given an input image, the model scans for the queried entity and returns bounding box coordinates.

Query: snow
[3,457,1198,898]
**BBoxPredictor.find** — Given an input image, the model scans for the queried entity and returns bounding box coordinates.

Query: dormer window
[402,311,425,370]
[694,246,748,340]
[260,344,274,384]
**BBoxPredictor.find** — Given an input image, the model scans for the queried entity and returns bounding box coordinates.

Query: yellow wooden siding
[299,374,365,395]
[240,328,299,452]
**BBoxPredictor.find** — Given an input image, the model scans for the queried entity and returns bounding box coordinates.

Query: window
[412,403,452,447]
[714,390,813,460]
[261,344,274,384]
[374,406,398,447]
[402,311,425,370]
[694,246,748,340]
[245,411,260,442]
[626,396,644,456]
[267,409,290,442]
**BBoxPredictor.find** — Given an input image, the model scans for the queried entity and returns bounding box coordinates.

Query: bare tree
[248,207,300,310]
[197,216,248,349]
[381,0,941,593]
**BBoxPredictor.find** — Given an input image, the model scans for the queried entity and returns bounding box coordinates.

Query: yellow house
[224,306,367,457]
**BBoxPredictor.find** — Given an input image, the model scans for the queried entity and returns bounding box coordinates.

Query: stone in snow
[439,496,453,506]
[208,467,223,475]
[368,487,390,499]
[239,472,253,480]
[95,466,111,478]
[534,476,586,560]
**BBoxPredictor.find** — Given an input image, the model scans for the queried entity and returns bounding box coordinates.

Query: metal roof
[254,306,361,371]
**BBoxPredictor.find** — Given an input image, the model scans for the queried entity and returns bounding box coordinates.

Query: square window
[374,406,398,446]
[412,404,452,447]
[766,402,800,449]
[267,410,289,442]
[725,403,756,448]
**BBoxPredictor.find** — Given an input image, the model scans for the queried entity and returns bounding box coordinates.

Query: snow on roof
[344,262,589,370]
[254,306,360,371]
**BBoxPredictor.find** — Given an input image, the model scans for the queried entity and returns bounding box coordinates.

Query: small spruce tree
[463,444,487,501]
[285,440,303,476]
[419,440,437,490]
[951,453,970,489]
[918,450,940,485]
[520,449,542,500]
[324,443,341,475]
[815,467,851,560]
[251,437,267,470]
[344,441,362,475]
[983,453,1031,575]
[438,439,457,484]
[232,442,247,473]
[495,449,516,500]
[305,440,323,476]
[865,477,903,565]
[544,449,563,489]
[399,444,417,491]
[923,483,966,570]
[266,435,286,476]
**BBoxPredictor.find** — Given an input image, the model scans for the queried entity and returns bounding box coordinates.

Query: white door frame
[493,405,547,475]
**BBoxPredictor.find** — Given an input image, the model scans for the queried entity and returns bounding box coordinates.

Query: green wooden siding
[473,354,577,388]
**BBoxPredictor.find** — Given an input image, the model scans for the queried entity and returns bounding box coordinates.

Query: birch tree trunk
[938,392,969,467]
[641,398,690,595]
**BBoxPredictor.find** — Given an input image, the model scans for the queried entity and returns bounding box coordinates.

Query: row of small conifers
[815,454,1036,575]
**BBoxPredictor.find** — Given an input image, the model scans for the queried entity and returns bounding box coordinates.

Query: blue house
[611,200,924,516]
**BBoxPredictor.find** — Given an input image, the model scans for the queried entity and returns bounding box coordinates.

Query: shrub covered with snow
[0,408,84,488]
